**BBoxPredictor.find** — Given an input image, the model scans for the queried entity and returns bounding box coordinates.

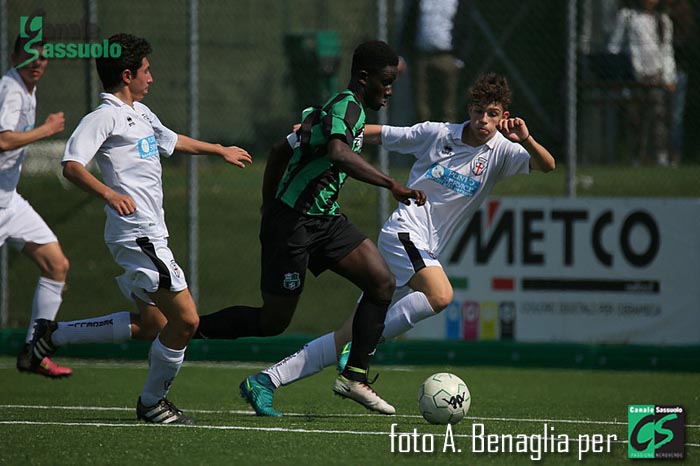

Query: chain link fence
[2,0,698,332]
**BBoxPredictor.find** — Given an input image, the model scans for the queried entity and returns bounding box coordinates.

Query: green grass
[7,163,700,333]
[1,357,698,465]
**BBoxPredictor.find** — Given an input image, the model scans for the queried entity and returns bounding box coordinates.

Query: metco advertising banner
[406,198,700,345]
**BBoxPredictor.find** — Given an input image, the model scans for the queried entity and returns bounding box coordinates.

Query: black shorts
[260,200,368,296]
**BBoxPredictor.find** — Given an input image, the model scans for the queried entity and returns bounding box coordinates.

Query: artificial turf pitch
[1,357,697,465]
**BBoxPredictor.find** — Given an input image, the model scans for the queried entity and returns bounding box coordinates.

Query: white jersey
[0,68,36,208]
[380,121,530,255]
[62,93,178,243]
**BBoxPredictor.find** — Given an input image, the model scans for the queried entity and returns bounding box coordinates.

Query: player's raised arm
[327,138,425,206]
[174,134,252,168]
[497,117,555,173]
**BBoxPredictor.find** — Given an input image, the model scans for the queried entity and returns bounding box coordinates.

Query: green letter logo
[17,15,43,69]
[628,405,684,459]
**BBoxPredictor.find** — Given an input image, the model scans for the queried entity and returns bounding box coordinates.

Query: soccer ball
[417,372,471,425]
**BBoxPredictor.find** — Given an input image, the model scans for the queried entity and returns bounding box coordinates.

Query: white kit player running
[240,73,556,417]
[0,36,72,378]
[27,33,251,424]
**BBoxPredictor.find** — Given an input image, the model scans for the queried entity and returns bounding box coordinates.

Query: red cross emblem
[472,157,488,176]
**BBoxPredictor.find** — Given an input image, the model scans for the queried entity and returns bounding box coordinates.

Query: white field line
[1,404,698,429]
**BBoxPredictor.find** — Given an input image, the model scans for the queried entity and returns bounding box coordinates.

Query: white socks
[261,291,436,388]
[25,277,65,343]
[140,336,185,407]
[263,332,336,388]
[51,311,132,346]
[381,291,435,340]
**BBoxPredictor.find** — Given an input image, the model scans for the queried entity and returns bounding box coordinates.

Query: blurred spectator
[401,0,469,122]
[664,0,695,167]
[608,0,676,166]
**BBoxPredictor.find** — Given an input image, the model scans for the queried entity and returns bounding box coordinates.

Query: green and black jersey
[276,90,365,216]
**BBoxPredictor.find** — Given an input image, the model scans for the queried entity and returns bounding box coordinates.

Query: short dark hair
[469,73,512,109]
[351,40,398,75]
[96,33,152,90]
[13,35,44,57]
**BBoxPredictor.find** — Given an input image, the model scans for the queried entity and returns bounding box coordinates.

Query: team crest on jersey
[471,156,488,176]
[170,260,181,278]
[283,272,301,290]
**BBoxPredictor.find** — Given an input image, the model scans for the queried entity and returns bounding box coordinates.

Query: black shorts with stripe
[260,200,367,295]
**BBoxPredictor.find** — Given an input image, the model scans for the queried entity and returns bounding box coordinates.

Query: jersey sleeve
[150,112,178,157]
[498,140,531,180]
[0,87,23,133]
[326,99,363,145]
[62,110,114,166]
[380,122,436,159]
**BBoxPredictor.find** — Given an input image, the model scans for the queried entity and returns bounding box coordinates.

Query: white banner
[406,198,700,345]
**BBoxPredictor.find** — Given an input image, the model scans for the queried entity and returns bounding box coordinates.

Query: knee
[45,255,70,281]
[427,287,454,313]
[366,273,395,303]
[180,314,200,339]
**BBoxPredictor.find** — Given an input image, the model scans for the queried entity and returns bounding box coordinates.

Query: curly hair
[96,33,152,91]
[469,73,512,109]
[351,40,398,75]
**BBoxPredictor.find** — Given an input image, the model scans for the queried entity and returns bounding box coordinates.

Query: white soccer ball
[417,372,471,425]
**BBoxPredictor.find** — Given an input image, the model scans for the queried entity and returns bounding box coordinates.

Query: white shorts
[107,237,188,305]
[0,192,58,250]
[377,229,442,288]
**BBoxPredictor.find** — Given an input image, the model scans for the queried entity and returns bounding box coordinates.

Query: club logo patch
[170,259,181,278]
[283,272,301,291]
[471,156,488,176]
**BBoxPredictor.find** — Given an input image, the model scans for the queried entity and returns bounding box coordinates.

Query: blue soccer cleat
[239,373,282,417]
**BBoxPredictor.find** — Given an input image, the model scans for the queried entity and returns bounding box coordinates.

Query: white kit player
[239,73,556,417]
[0,36,72,378]
[28,33,251,424]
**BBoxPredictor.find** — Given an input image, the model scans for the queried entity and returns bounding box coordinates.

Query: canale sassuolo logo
[17,15,121,69]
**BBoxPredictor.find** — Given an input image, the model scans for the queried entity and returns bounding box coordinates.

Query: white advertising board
[406,198,700,345]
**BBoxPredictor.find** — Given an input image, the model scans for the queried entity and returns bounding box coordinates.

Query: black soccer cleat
[28,319,58,368]
[136,397,196,425]
[18,320,72,378]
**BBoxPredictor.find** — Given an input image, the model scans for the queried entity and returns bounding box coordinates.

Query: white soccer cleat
[333,375,396,415]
